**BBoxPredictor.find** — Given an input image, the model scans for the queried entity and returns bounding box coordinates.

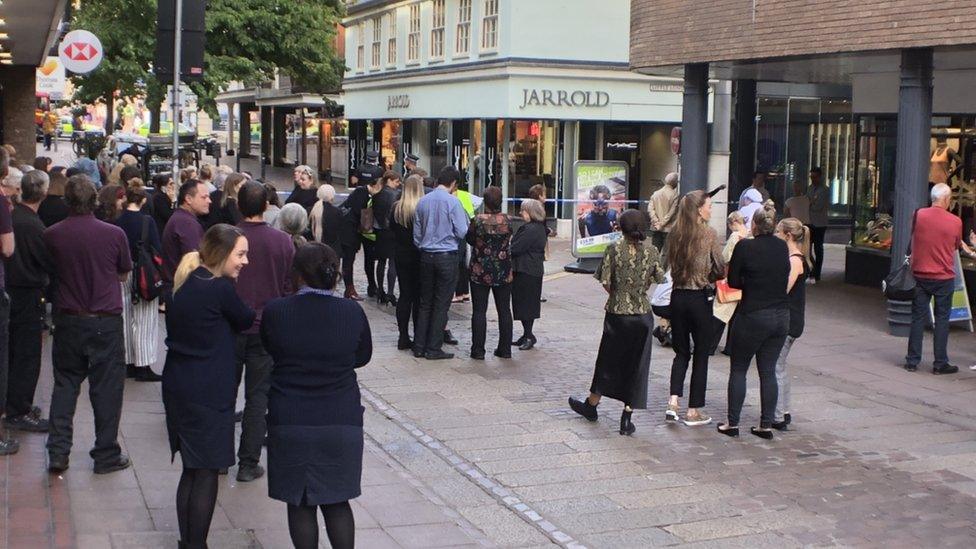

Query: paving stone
[457,505,551,547]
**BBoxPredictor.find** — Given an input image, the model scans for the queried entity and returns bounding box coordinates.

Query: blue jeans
[906,277,954,368]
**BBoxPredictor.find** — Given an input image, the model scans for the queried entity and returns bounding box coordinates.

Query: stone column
[891,48,933,268]
[729,79,758,204]
[680,63,709,193]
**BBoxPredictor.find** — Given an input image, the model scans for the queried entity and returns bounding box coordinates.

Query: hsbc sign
[58,30,104,75]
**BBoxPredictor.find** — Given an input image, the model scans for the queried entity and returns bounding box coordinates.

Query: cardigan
[511,221,547,278]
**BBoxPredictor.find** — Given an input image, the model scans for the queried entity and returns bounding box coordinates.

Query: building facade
[343,0,719,219]
[632,0,976,290]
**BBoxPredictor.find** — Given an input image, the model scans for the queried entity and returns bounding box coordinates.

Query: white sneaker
[970,364,976,371]
[806,278,817,285]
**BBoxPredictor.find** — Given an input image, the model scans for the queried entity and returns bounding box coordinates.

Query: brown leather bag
[359,197,374,234]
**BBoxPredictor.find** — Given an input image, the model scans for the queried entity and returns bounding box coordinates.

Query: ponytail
[776,217,812,270]
[800,225,813,270]
[173,251,202,294]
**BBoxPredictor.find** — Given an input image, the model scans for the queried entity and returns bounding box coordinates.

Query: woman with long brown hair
[665,190,723,427]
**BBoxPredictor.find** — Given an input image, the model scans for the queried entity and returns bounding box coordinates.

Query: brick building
[631,0,976,295]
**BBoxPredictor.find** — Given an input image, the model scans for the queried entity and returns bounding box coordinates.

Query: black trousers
[394,257,421,342]
[470,282,512,355]
[341,242,359,292]
[414,252,459,354]
[0,291,9,417]
[234,333,273,467]
[44,134,53,150]
[47,314,125,465]
[362,238,378,292]
[668,289,713,408]
[727,308,788,427]
[455,242,469,296]
[6,288,45,418]
[807,225,826,281]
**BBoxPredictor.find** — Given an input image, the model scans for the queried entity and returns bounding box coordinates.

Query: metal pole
[171,0,183,177]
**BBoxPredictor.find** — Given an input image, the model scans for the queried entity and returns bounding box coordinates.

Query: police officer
[404,153,420,175]
[352,150,385,188]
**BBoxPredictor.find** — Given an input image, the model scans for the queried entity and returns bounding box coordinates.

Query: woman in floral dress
[465,187,513,359]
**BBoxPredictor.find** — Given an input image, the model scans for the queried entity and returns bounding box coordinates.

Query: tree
[70,0,346,133]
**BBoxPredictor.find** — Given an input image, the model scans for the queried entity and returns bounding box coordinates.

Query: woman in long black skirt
[511,199,548,350]
[569,210,664,435]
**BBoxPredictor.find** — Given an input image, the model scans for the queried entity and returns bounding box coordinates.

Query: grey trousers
[774,335,796,422]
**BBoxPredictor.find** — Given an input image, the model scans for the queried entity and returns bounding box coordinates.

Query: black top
[261,292,372,427]
[115,210,163,262]
[511,221,547,277]
[37,195,70,228]
[6,204,56,289]
[728,234,790,315]
[204,190,242,229]
[151,190,176,239]
[285,186,319,211]
[370,187,396,231]
[787,253,808,338]
[390,212,419,264]
[319,202,344,250]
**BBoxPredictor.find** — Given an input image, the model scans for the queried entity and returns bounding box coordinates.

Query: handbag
[715,278,742,304]
[882,209,919,301]
[131,217,164,303]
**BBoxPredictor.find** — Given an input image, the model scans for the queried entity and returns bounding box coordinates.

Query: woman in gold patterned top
[569,210,664,436]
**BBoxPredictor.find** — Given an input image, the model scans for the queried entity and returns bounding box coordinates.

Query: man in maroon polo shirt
[232,181,294,482]
[0,147,17,456]
[43,175,133,474]
[161,179,211,284]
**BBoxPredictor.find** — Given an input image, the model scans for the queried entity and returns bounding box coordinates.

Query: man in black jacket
[4,170,56,433]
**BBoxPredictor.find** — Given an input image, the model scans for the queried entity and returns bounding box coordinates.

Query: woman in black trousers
[363,171,398,304]
[338,179,370,301]
[163,225,255,549]
[511,199,548,350]
[718,204,790,440]
[665,190,723,427]
[391,175,424,349]
[466,187,513,359]
[261,243,372,549]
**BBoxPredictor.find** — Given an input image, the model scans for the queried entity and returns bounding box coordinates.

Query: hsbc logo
[65,43,99,62]
[58,30,104,74]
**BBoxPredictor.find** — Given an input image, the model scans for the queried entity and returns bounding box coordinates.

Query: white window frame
[387,12,397,67]
[371,16,382,69]
[430,0,445,61]
[455,0,472,56]
[407,4,421,64]
[481,0,498,52]
[356,21,365,71]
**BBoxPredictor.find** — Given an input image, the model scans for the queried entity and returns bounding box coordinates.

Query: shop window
[430,119,450,176]
[356,22,365,71]
[408,4,421,63]
[371,16,382,69]
[387,12,397,66]
[431,0,445,60]
[481,0,498,51]
[456,0,472,56]
[505,120,560,215]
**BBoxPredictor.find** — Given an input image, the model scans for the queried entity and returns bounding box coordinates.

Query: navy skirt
[267,423,364,506]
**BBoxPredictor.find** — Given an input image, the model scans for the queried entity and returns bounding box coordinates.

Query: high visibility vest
[457,190,475,219]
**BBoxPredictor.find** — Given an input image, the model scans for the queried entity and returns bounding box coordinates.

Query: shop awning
[2,0,67,66]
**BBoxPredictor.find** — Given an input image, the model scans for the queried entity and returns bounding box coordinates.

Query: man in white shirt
[806,167,830,283]
[784,181,811,225]
[738,171,771,206]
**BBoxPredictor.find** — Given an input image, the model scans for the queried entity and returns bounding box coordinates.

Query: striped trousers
[120,279,160,368]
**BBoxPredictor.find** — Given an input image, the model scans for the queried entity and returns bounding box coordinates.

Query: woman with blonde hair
[286,165,319,211]
[511,198,548,350]
[771,217,811,431]
[163,224,255,549]
[710,210,751,355]
[309,184,341,249]
[390,175,425,349]
[665,190,723,426]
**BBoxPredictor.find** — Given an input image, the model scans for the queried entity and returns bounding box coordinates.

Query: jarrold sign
[388,94,410,110]
[519,89,610,109]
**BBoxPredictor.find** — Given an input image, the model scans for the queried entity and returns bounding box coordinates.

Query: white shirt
[784,195,811,225]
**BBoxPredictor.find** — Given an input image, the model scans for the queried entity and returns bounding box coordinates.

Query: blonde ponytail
[800,224,813,270]
[776,217,812,270]
[173,251,202,294]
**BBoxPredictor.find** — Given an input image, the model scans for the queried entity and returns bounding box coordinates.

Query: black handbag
[883,210,918,301]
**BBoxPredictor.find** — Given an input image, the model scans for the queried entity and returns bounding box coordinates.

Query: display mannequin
[929,133,963,184]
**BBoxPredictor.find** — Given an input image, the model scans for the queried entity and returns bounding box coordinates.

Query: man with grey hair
[648,172,680,254]
[905,183,976,374]
[1,167,24,203]
[4,170,56,433]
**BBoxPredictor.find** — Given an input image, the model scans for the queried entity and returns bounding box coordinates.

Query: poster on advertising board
[929,254,973,332]
[36,57,66,100]
[572,160,629,259]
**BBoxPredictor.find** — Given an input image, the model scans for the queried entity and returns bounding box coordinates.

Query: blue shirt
[413,187,469,253]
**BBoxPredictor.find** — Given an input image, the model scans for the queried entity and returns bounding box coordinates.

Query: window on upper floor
[356,21,365,71]
[481,0,498,51]
[371,16,382,69]
[431,0,445,60]
[456,0,472,55]
[407,4,421,63]
[387,12,397,66]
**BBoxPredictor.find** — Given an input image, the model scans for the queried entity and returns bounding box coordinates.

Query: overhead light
[0,53,10,59]
[1,60,12,65]
[0,19,6,26]
[0,33,8,39]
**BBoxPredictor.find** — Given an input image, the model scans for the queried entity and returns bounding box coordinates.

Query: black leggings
[287,501,355,549]
[668,289,713,408]
[520,319,535,339]
[176,468,219,546]
[341,243,358,292]
[470,282,513,354]
[387,260,397,295]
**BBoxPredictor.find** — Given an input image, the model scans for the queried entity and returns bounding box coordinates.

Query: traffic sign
[58,30,104,74]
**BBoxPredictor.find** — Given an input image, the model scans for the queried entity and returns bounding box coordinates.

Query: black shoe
[771,420,789,431]
[933,364,959,375]
[619,410,636,436]
[652,326,667,346]
[513,335,527,347]
[750,427,774,440]
[48,454,68,472]
[387,294,398,307]
[94,454,131,474]
[376,292,387,305]
[236,464,265,482]
[443,330,459,345]
[568,396,599,422]
[134,367,163,382]
[367,286,377,297]
[397,338,413,350]
[470,350,485,360]
[493,349,512,359]
[234,410,243,423]
[425,350,455,361]
[29,406,42,419]
[4,413,50,433]
[519,335,537,351]
[218,468,229,475]
[904,363,918,372]
[413,348,426,358]
[126,364,139,379]
[1,438,20,456]
[717,423,739,437]
[784,413,792,425]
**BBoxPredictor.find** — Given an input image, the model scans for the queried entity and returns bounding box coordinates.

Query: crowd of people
[2,135,976,547]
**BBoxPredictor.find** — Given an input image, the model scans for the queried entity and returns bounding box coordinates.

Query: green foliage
[70,0,345,121]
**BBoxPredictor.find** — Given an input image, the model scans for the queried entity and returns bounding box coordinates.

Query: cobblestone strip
[362,388,587,549]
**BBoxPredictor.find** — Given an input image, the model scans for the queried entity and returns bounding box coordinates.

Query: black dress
[261,290,372,505]
[203,190,242,229]
[286,186,319,211]
[371,187,396,260]
[162,267,256,469]
[511,221,547,321]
